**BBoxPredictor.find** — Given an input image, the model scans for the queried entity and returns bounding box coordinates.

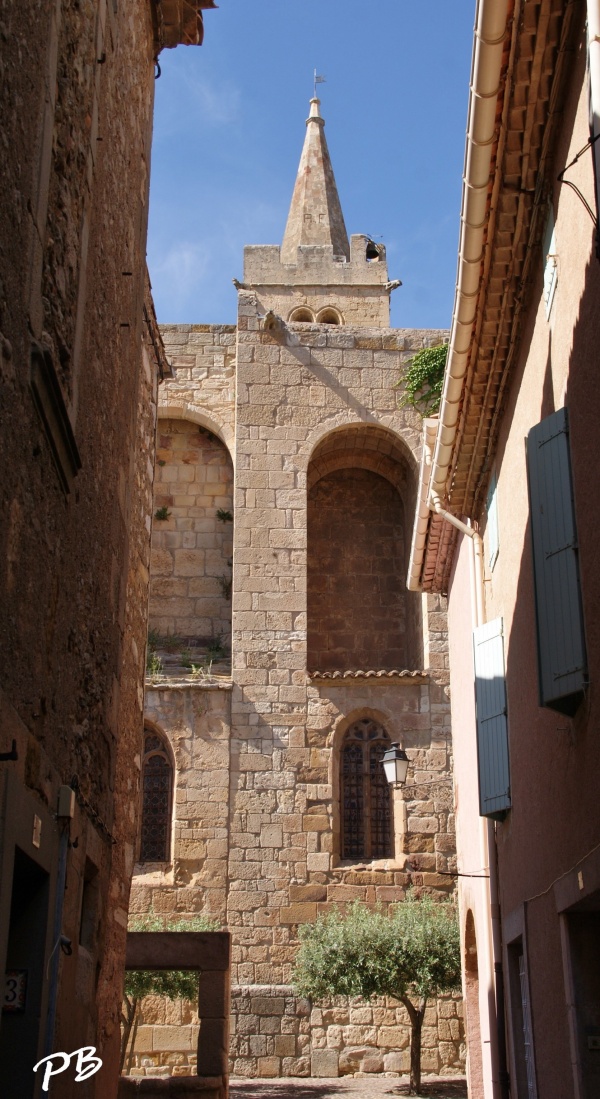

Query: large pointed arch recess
[307,425,423,672]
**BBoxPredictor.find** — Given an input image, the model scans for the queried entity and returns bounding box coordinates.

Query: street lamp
[381,743,410,788]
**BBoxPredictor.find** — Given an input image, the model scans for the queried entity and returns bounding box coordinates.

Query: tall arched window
[341,718,392,859]
[140,730,173,862]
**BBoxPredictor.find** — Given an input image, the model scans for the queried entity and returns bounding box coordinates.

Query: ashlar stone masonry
[129,98,463,1080]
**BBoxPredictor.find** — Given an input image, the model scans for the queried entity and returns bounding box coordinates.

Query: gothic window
[140,731,173,862]
[341,718,392,859]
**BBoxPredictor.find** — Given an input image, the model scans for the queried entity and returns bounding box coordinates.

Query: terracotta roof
[420,0,578,592]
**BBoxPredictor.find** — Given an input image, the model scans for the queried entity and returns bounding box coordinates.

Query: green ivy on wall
[395,343,448,417]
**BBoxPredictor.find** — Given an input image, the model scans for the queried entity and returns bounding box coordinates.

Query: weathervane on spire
[314,69,326,98]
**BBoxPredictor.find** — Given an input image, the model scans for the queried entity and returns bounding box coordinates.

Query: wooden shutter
[473,618,511,819]
[526,408,587,714]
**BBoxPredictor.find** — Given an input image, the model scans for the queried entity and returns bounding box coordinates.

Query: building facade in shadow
[408,2,600,1097]
[0,3,213,1095]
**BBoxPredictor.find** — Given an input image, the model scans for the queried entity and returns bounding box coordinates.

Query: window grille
[341,719,392,859]
[140,732,173,862]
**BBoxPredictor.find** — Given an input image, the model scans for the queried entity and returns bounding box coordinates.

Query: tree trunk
[126,1012,140,1075]
[119,996,138,1075]
[400,995,427,1095]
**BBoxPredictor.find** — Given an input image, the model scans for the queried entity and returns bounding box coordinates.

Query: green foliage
[293,895,460,1094]
[216,508,233,522]
[190,660,213,681]
[396,344,448,417]
[124,968,198,1004]
[127,913,220,933]
[124,915,220,1007]
[146,649,163,676]
[206,636,228,661]
[154,506,171,521]
[294,895,460,1004]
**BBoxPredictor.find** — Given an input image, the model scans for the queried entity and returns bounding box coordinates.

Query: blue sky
[147,1,475,330]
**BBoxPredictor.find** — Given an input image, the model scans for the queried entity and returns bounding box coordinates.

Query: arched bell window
[316,307,342,325]
[140,730,173,862]
[288,307,315,323]
[341,718,392,860]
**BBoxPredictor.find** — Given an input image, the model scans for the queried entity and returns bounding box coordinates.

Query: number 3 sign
[3,970,27,1012]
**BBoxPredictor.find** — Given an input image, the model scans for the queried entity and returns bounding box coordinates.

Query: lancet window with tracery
[341,718,392,859]
[140,731,173,862]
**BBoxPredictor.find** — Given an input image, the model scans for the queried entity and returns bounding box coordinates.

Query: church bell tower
[243,97,394,328]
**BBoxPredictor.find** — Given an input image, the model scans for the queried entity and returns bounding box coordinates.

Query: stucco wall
[444,35,600,1099]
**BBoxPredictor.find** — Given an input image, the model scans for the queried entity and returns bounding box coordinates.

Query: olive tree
[120,915,219,1074]
[293,895,461,1094]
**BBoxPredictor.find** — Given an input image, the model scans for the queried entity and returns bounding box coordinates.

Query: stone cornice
[151,0,217,52]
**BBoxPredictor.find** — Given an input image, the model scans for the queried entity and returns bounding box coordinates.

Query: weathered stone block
[311,1049,339,1077]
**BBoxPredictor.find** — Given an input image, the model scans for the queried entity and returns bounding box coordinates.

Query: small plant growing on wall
[218,574,232,601]
[395,343,448,417]
[206,636,228,661]
[146,649,163,678]
[216,508,233,523]
[190,660,213,682]
[154,506,171,521]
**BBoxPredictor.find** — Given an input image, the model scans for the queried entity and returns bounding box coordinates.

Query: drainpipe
[429,494,484,628]
[428,495,506,1099]
[44,787,75,1059]
[588,0,600,244]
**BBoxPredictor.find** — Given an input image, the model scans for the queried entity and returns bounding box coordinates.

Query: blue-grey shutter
[526,407,587,714]
[473,618,511,818]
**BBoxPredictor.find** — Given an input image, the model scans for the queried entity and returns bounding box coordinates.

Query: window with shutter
[526,407,587,714]
[473,618,511,819]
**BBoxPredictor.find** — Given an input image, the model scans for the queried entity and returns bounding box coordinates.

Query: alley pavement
[230,1077,468,1099]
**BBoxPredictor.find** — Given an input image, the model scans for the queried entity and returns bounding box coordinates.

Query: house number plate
[3,969,27,1012]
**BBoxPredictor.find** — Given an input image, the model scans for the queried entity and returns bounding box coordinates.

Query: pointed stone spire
[281,98,350,264]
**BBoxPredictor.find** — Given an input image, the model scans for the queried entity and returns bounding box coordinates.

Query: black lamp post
[381,743,409,788]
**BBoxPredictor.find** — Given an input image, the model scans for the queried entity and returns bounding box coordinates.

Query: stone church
[129,97,463,1079]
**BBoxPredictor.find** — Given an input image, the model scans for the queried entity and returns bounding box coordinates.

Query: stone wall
[0,0,165,1092]
[126,985,463,1080]
[157,324,236,451]
[308,467,408,670]
[150,418,233,643]
[128,311,462,1078]
[244,235,393,328]
[133,682,232,920]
